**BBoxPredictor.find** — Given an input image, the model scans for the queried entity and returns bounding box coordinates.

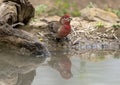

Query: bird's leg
[55,38,62,42]
[64,37,71,42]
[55,37,70,42]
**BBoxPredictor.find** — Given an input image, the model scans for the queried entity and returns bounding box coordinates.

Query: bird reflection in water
[48,51,73,79]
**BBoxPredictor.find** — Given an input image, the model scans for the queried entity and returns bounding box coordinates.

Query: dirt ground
[29,0,120,9]
[0,0,119,9]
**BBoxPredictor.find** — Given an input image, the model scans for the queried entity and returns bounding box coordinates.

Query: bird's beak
[69,17,72,21]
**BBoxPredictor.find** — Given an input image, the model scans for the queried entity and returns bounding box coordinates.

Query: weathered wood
[0,0,49,56]
[1,0,35,25]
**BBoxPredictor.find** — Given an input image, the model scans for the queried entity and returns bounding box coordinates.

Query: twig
[113,33,120,42]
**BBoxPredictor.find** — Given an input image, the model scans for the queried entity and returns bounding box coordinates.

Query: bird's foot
[54,37,70,43]
[64,37,71,42]
[56,38,62,42]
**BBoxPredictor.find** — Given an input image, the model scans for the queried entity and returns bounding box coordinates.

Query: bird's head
[60,14,72,25]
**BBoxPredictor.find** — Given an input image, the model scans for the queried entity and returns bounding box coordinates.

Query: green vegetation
[112,23,120,28]
[87,2,96,8]
[105,8,120,18]
[94,22,105,28]
[35,4,47,16]
[47,0,80,16]
[35,1,120,18]
[112,9,120,18]
[35,0,80,17]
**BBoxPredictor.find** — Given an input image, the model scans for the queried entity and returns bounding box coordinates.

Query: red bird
[41,14,72,41]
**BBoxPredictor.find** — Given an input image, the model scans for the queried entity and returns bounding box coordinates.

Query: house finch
[41,14,72,41]
[48,52,72,79]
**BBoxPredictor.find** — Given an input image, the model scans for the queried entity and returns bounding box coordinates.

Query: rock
[80,7,120,23]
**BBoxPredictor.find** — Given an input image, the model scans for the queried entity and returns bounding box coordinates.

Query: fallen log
[0,0,49,57]
[1,0,35,25]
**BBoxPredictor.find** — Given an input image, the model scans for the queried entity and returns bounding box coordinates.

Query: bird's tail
[40,19,49,24]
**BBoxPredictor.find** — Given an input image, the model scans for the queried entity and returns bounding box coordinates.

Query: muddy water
[0,45,120,85]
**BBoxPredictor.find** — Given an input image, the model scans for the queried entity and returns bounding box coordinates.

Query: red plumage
[42,14,72,41]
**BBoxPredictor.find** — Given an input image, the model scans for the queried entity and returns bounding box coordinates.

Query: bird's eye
[64,18,69,21]
[64,18,67,20]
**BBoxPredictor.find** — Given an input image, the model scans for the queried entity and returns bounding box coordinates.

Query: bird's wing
[48,21,62,33]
